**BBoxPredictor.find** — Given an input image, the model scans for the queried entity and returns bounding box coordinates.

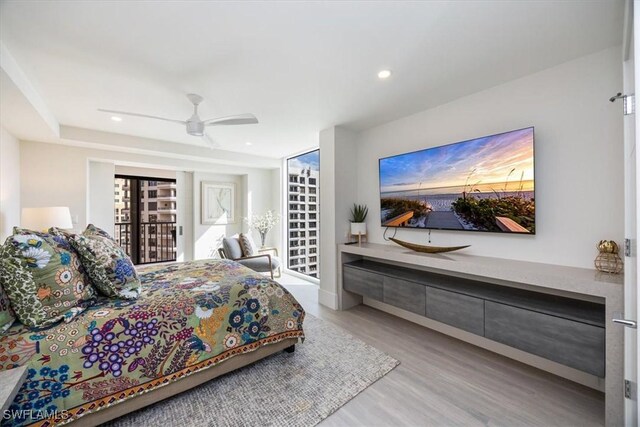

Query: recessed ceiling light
[378,70,392,79]
[245,142,252,146]
[111,116,122,122]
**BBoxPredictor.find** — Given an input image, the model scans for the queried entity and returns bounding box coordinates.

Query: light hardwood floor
[278,275,605,427]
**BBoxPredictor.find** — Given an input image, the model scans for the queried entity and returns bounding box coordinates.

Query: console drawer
[485,301,605,377]
[383,277,426,315]
[426,287,485,335]
[343,265,383,300]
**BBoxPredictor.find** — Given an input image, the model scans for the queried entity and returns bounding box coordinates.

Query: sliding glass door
[114,175,177,264]
[286,150,319,278]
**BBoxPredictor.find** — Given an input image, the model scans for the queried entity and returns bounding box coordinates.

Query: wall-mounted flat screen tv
[379,127,535,234]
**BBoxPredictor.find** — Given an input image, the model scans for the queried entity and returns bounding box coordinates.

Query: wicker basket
[594,240,623,274]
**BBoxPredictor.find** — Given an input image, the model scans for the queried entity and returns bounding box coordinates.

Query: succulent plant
[350,204,368,223]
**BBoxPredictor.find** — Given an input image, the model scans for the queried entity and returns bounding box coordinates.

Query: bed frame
[69,338,298,426]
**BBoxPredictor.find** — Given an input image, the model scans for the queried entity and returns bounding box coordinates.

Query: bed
[0,259,305,426]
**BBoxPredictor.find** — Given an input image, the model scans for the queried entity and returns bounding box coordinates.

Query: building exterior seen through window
[287,150,319,278]
[114,176,177,264]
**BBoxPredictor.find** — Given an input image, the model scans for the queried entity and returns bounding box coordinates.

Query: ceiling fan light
[186,121,205,136]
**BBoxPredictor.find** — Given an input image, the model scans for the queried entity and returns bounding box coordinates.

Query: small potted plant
[350,204,368,236]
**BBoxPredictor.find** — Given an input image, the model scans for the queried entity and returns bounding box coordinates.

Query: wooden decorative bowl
[390,238,470,254]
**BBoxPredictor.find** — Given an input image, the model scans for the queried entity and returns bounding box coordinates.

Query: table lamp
[21,207,73,231]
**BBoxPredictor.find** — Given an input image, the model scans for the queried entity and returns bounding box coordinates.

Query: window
[286,149,319,278]
[114,175,177,265]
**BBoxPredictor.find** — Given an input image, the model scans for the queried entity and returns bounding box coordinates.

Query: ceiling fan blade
[204,113,258,126]
[202,133,221,149]
[98,109,186,125]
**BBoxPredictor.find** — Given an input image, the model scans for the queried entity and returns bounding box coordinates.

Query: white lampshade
[21,207,73,231]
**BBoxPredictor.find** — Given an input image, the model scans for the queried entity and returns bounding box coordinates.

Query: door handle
[613,318,637,328]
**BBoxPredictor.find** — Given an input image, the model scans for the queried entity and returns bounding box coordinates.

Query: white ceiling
[0,0,624,158]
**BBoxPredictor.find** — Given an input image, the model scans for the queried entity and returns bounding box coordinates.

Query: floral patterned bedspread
[0,259,305,426]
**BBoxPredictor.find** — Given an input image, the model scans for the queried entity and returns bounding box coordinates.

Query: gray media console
[343,259,606,377]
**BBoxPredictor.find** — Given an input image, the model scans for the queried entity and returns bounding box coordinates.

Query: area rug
[107,314,399,427]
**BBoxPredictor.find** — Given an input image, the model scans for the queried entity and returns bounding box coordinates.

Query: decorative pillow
[0,229,97,329]
[239,233,258,257]
[0,279,16,333]
[67,224,141,300]
[222,236,244,259]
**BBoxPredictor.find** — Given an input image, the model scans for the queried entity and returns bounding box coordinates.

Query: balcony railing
[115,222,176,264]
[115,223,132,256]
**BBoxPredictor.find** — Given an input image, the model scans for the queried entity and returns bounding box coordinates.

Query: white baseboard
[318,288,338,310]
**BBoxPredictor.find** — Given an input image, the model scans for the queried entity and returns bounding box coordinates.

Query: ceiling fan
[98,93,258,148]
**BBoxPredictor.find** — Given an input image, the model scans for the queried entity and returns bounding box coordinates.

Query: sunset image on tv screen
[379,127,534,234]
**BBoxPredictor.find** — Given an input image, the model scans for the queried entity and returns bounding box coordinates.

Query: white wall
[0,127,20,240]
[20,141,281,258]
[20,142,87,230]
[88,161,115,234]
[319,126,358,308]
[354,46,623,269]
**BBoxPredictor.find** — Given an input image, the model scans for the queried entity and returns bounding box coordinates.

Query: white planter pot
[350,222,367,236]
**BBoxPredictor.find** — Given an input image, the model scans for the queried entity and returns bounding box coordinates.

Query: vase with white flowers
[246,210,280,248]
